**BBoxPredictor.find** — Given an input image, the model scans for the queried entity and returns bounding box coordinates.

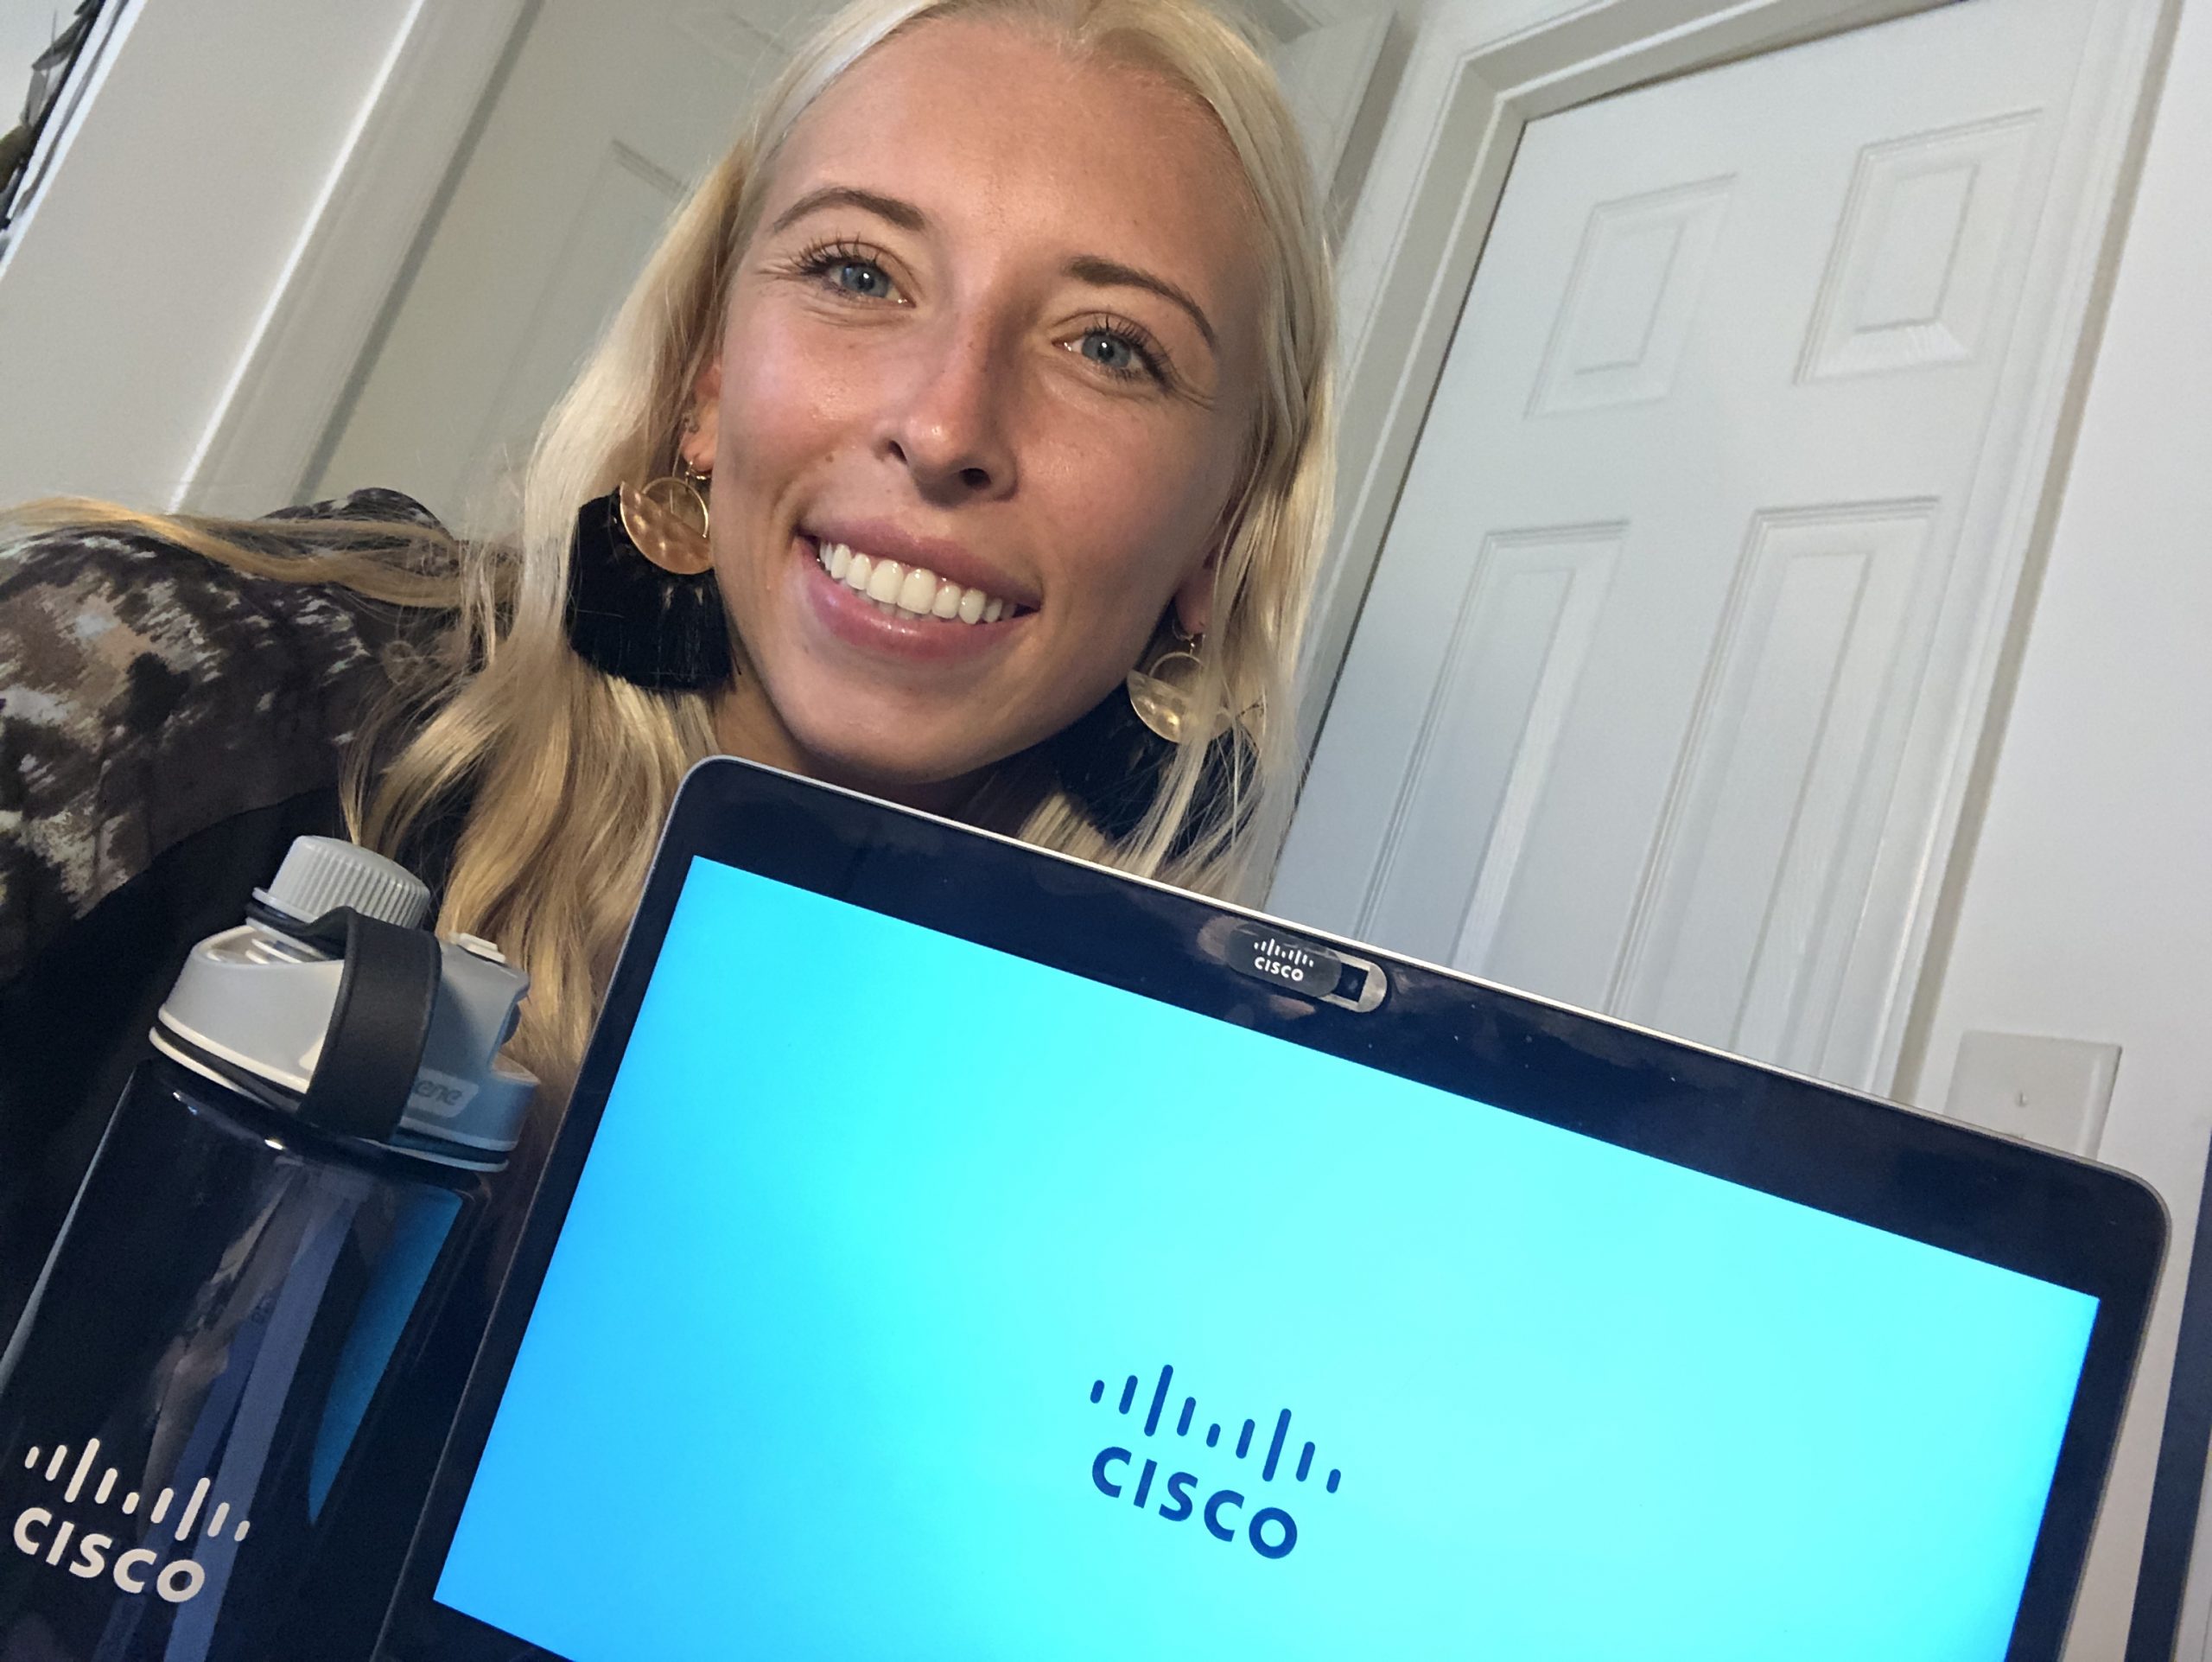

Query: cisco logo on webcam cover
[1088,1364,1341,1561]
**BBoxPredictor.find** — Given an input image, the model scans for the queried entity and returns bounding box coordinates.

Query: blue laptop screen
[435,856,2099,1660]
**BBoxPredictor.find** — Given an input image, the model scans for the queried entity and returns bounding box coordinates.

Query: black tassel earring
[1053,620,1252,857]
[563,465,734,693]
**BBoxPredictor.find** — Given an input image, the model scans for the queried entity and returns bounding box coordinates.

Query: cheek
[1031,428,1230,613]
[714,288,906,479]
[717,324,836,480]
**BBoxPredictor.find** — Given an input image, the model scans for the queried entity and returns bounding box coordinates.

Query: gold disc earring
[1126,621,1210,744]
[618,462,713,576]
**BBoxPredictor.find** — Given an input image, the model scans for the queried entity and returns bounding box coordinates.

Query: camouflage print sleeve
[0,489,461,989]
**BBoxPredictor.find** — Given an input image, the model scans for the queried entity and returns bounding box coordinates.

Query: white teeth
[813,538,1017,625]
[897,565,938,614]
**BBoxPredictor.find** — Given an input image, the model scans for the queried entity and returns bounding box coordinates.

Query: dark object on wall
[0,1,113,232]
[2126,1126,2212,1659]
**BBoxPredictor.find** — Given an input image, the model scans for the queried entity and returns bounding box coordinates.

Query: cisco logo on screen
[8,1436,251,1604]
[1087,1365,1340,1561]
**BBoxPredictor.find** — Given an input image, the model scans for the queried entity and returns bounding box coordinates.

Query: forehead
[767,17,1262,321]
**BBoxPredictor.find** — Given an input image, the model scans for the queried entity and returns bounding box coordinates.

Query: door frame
[1295,0,2181,1094]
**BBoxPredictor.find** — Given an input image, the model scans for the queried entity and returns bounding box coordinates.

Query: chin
[787,716,1014,803]
[760,660,1087,802]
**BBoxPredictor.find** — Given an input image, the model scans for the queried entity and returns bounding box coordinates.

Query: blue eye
[831,258,893,298]
[1084,331,1135,372]
[1077,325,1162,384]
[790,240,902,302]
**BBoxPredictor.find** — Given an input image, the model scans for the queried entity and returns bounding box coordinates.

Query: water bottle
[0,837,534,1661]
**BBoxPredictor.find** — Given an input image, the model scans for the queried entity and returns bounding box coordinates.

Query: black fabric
[1051,684,1255,856]
[563,489,734,691]
[0,487,459,992]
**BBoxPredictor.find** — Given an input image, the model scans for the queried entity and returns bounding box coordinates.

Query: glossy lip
[793,532,1031,664]
[802,517,1040,610]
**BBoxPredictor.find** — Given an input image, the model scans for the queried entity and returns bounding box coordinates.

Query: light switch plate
[1945,1030,2122,1155]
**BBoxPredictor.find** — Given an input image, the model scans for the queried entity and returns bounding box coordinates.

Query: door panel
[1528,176,1732,417]
[1613,500,1940,1060]
[1363,521,1622,965]
[1799,111,2040,380]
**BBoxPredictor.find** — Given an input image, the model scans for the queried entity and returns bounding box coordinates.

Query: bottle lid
[253,837,430,931]
[159,838,533,1169]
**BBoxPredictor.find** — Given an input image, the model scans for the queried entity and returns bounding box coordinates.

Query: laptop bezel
[384,756,2168,1660]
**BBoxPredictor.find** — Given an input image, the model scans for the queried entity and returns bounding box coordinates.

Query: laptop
[385,756,2166,1660]
[2126,1128,2212,1660]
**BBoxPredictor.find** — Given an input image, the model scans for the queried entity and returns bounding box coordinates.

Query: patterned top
[0,488,461,1331]
[0,488,456,984]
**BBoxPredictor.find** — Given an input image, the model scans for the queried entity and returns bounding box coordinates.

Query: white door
[308,2,810,530]
[1272,0,2101,1086]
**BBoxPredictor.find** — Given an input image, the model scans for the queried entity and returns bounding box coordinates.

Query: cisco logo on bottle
[1087,1364,1341,1560]
[9,1437,251,1604]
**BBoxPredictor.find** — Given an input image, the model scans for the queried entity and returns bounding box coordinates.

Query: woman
[0,0,1336,1308]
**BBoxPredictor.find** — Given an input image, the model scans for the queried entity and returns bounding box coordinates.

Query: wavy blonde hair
[16,0,1335,1114]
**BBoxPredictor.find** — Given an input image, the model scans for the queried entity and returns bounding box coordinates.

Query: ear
[1171,532,1224,639]
[681,357,723,474]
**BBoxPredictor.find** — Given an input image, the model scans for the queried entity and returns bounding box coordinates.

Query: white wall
[0,0,418,510]
[1902,0,2212,1650]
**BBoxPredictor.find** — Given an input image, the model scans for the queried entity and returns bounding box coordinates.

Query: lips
[801,518,1038,607]
[794,529,1030,664]
[815,539,1016,623]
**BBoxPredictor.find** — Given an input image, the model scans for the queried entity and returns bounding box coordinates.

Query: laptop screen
[432,853,2100,1659]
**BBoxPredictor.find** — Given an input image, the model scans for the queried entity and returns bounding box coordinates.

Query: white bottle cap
[252,836,430,930]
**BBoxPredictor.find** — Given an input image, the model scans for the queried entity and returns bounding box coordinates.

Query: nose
[876,309,1019,503]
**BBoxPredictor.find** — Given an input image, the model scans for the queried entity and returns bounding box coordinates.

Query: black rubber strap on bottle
[296,907,442,1143]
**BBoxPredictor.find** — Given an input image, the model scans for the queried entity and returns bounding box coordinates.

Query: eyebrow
[1065,255,1218,354]
[769,186,1220,354]
[769,185,927,236]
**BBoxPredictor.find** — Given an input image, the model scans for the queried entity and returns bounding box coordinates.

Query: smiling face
[685,15,1266,809]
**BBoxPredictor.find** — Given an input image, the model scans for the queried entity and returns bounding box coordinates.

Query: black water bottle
[0,837,534,1661]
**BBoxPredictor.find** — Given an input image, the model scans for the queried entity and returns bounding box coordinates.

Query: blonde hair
[14,0,1335,1114]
